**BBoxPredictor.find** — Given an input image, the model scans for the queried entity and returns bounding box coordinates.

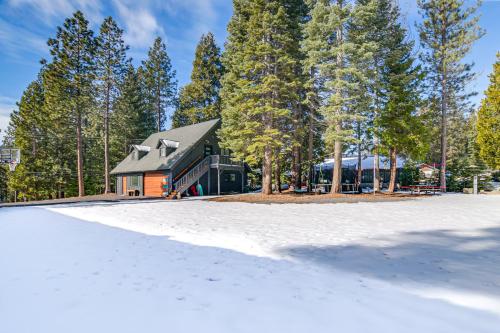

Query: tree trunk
[291,145,301,190]
[331,2,344,195]
[274,152,282,193]
[373,138,380,192]
[76,111,85,197]
[357,150,362,194]
[297,149,302,190]
[332,121,343,194]
[262,144,273,195]
[291,102,303,190]
[388,147,397,193]
[356,122,362,193]
[157,86,162,132]
[440,72,447,192]
[307,110,314,192]
[104,83,111,194]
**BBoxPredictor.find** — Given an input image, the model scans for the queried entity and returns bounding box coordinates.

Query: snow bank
[1,195,499,332]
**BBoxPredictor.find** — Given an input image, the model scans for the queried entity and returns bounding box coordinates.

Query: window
[204,145,213,157]
[129,175,139,187]
[224,173,237,183]
[221,148,231,156]
[160,147,167,157]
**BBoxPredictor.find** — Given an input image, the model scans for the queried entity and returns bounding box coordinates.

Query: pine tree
[220,0,304,195]
[376,7,428,192]
[0,155,6,201]
[5,74,65,200]
[350,0,400,192]
[349,0,379,192]
[303,0,367,193]
[45,10,97,197]
[286,0,308,190]
[0,129,5,202]
[302,0,326,192]
[417,0,484,191]
[142,37,177,132]
[96,16,129,193]
[172,32,224,128]
[477,53,500,170]
[113,64,153,159]
[447,113,488,191]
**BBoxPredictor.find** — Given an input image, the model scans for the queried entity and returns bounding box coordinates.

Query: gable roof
[131,145,151,152]
[157,139,180,149]
[110,118,220,175]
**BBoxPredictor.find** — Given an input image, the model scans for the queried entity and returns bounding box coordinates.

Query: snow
[1,195,500,332]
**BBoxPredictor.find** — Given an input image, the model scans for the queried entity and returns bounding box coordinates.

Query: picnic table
[313,183,359,193]
[400,185,442,194]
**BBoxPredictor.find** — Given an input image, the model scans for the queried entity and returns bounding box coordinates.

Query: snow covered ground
[1,195,500,332]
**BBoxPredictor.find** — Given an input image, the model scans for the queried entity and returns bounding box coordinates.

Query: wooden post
[208,169,211,195]
[241,170,244,193]
[217,167,220,195]
[473,175,478,195]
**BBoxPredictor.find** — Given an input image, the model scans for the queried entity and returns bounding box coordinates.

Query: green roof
[110,119,220,175]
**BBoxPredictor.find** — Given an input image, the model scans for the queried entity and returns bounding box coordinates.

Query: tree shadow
[278,227,500,295]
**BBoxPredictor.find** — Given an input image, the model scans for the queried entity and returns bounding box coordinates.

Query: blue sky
[0,0,499,139]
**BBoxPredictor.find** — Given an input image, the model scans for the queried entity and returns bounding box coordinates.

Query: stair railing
[174,155,211,195]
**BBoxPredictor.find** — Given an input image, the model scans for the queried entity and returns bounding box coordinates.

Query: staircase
[173,155,211,196]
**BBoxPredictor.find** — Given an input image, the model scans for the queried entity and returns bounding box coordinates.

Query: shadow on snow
[278,227,500,296]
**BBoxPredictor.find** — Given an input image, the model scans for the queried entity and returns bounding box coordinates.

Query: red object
[190,185,198,196]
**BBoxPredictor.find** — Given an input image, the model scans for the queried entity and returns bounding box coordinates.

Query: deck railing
[210,155,243,167]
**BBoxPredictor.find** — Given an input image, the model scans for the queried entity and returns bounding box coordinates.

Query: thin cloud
[7,0,104,25]
[0,96,17,138]
[157,0,218,38]
[0,18,48,59]
[113,0,165,49]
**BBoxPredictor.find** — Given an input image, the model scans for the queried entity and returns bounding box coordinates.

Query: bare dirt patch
[208,191,424,204]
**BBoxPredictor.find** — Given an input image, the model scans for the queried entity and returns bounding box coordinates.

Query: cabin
[110,119,248,198]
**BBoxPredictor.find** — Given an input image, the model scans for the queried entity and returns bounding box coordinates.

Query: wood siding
[144,171,165,197]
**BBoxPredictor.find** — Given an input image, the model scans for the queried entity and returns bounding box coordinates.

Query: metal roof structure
[316,155,406,170]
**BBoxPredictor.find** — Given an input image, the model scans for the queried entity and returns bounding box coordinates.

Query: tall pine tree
[5,77,49,200]
[172,32,224,128]
[417,0,484,191]
[348,0,379,192]
[142,37,177,132]
[113,64,154,157]
[477,53,500,170]
[220,0,304,195]
[376,5,428,192]
[95,17,129,193]
[303,0,367,193]
[45,10,97,197]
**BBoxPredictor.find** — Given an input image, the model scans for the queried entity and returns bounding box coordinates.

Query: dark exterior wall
[171,127,220,181]
[208,169,245,195]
